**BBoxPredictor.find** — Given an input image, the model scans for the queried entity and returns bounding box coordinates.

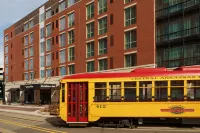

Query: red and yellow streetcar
[59,66,200,127]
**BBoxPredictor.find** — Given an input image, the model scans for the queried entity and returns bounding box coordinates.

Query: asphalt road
[0,111,200,133]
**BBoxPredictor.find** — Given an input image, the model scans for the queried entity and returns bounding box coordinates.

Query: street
[0,111,200,133]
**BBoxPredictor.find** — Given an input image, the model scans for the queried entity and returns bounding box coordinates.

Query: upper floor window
[46,54,52,66]
[87,60,95,72]
[125,0,133,4]
[59,49,66,63]
[68,47,75,61]
[24,73,29,80]
[87,22,94,38]
[40,42,45,53]
[87,41,94,58]
[98,17,107,35]
[46,69,52,77]
[87,2,94,19]
[99,58,107,71]
[125,6,136,26]
[68,0,75,7]
[125,29,137,49]
[29,20,34,28]
[46,9,52,19]
[5,45,8,54]
[5,56,8,65]
[5,35,8,42]
[24,48,28,58]
[46,38,52,51]
[5,66,8,75]
[30,59,33,70]
[24,35,29,46]
[68,12,75,27]
[24,22,29,31]
[125,53,137,67]
[68,64,75,75]
[24,60,28,70]
[98,0,107,14]
[68,30,75,44]
[30,32,34,44]
[60,17,66,31]
[59,1,66,12]
[40,70,45,78]
[30,72,34,80]
[46,24,52,37]
[40,56,45,67]
[98,38,107,55]
[39,13,45,23]
[30,46,34,57]
[60,66,66,76]
[60,33,66,47]
[40,27,45,39]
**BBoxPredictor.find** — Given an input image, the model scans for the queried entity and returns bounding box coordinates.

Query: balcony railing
[157,26,200,43]
[156,0,200,18]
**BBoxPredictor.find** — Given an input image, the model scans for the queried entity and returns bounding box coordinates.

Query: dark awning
[6,88,20,92]
[20,84,57,90]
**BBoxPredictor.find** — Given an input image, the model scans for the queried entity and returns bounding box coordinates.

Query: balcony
[156,0,200,19]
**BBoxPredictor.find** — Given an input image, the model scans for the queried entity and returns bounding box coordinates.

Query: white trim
[98,14,107,20]
[86,59,95,62]
[68,63,75,66]
[98,35,107,40]
[23,21,28,25]
[124,27,137,32]
[59,0,64,3]
[86,39,95,43]
[5,44,8,46]
[124,3,137,9]
[124,51,137,55]
[68,27,75,31]
[68,10,75,15]
[24,34,28,37]
[59,15,66,19]
[68,45,75,49]
[86,19,95,24]
[46,52,52,55]
[59,31,66,35]
[46,37,52,40]
[86,0,94,6]
[98,56,108,60]
[59,48,66,51]
[29,17,34,21]
[46,7,51,11]
[29,31,34,34]
[46,22,52,26]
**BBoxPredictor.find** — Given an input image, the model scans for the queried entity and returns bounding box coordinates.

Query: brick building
[4,0,156,104]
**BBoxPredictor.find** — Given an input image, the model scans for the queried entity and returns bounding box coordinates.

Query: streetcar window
[61,83,65,102]
[155,81,168,101]
[94,82,107,102]
[124,82,136,101]
[187,80,200,101]
[139,81,152,102]
[109,82,121,101]
[171,80,184,101]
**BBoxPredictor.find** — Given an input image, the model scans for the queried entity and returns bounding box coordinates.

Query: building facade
[156,0,200,68]
[4,0,156,104]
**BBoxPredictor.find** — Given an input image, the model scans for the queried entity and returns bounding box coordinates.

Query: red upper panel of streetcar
[62,66,200,79]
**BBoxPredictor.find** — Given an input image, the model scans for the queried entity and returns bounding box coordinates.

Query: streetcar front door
[67,82,88,123]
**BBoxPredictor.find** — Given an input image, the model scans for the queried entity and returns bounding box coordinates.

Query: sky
[0,0,47,66]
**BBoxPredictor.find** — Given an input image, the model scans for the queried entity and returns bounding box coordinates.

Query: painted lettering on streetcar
[96,105,107,108]
[161,105,194,114]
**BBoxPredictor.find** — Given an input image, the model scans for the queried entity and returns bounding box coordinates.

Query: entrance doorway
[24,90,34,104]
[40,89,51,104]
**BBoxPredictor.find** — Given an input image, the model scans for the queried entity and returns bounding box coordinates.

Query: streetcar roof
[62,66,200,79]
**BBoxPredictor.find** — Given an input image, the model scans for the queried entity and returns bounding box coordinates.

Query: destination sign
[131,76,200,81]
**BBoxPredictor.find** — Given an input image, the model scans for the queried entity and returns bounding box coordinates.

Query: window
[30,32,34,44]
[124,82,136,101]
[5,76,8,82]
[87,22,94,38]
[171,80,184,101]
[61,83,65,102]
[68,12,75,27]
[87,61,95,72]
[46,54,52,66]
[59,49,66,63]
[29,20,34,28]
[187,80,200,101]
[24,48,28,58]
[98,17,107,35]
[155,81,168,101]
[40,42,45,53]
[46,9,51,19]
[40,56,45,67]
[125,6,136,26]
[87,2,94,19]
[99,58,107,71]
[68,47,75,61]
[46,69,52,77]
[94,82,107,102]
[40,13,45,22]
[5,56,8,65]
[98,38,107,55]
[46,24,52,37]
[5,35,8,42]
[40,70,45,78]
[125,53,137,67]
[125,29,137,49]
[87,41,94,58]
[139,81,152,101]
[40,27,45,39]
[24,73,29,80]
[24,23,29,31]
[68,64,75,75]
[60,66,66,76]
[5,66,8,75]
[60,33,66,47]
[24,60,28,70]
[98,0,107,14]
[59,1,66,12]
[30,59,33,70]
[68,30,75,44]
[68,0,75,7]
[60,17,66,31]
[109,82,121,101]
[30,46,34,57]
[24,35,28,46]
[46,38,52,51]
[30,72,34,80]
[5,45,8,54]
[125,0,132,3]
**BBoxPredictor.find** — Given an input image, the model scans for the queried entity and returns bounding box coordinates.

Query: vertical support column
[106,82,109,101]
[121,81,124,101]
[152,81,155,101]
[168,80,171,101]
[136,81,139,101]
[184,80,187,101]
